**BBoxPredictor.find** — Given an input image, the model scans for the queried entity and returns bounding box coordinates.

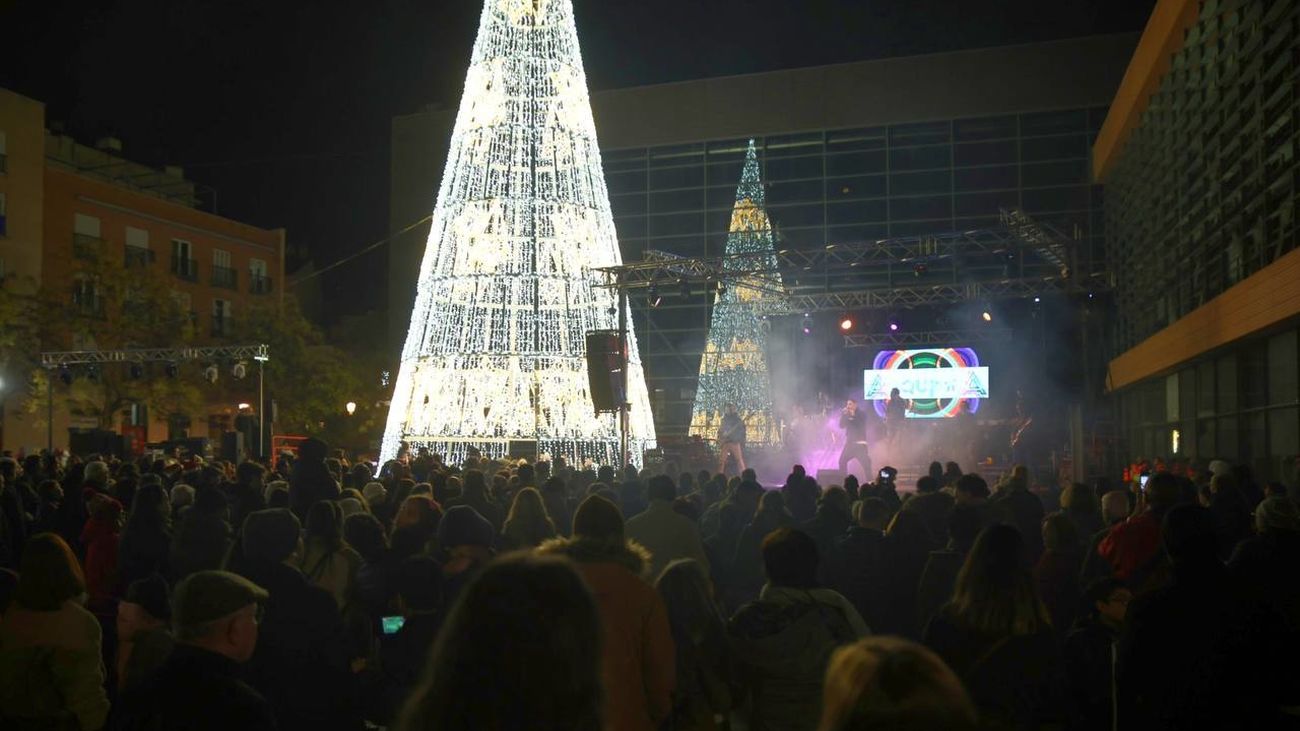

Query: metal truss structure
[40,344,270,368]
[842,328,1014,349]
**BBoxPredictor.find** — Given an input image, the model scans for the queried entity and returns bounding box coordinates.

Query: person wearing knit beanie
[572,494,626,542]
[437,505,496,607]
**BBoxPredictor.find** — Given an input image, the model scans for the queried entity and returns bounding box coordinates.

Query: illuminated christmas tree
[379,0,655,465]
[689,140,782,447]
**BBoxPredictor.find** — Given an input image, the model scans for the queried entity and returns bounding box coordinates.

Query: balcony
[124,245,155,268]
[211,315,232,337]
[249,274,273,295]
[171,256,199,281]
[73,233,105,260]
[210,264,238,290]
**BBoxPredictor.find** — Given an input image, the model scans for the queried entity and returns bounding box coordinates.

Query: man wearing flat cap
[109,570,275,730]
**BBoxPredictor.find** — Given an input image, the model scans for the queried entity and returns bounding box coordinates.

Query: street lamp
[345,401,357,416]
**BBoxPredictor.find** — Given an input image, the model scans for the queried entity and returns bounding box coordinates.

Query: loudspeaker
[585,330,625,412]
[816,469,847,487]
[221,431,245,463]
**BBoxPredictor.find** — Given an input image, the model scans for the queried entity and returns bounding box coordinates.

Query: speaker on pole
[585,330,625,413]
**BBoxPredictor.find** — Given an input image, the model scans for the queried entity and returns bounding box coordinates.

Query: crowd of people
[0,441,1297,731]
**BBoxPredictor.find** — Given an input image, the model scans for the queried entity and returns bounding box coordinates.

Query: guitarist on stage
[718,403,747,475]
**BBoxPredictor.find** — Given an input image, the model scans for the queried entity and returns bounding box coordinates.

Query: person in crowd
[923,524,1066,729]
[863,468,902,514]
[875,509,934,638]
[114,574,174,692]
[799,487,853,571]
[1035,512,1083,640]
[169,483,196,515]
[32,479,65,535]
[0,533,110,731]
[540,475,573,536]
[110,570,274,731]
[117,484,171,589]
[300,500,363,611]
[344,512,396,630]
[728,528,868,731]
[1206,471,1253,560]
[1059,483,1104,540]
[702,478,762,570]
[914,504,984,634]
[390,495,442,560]
[1098,472,1181,587]
[732,490,794,601]
[289,437,340,520]
[396,554,603,731]
[236,508,358,731]
[232,461,269,530]
[445,469,503,531]
[1229,496,1300,630]
[627,474,711,582]
[81,494,124,610]
[170,487,233,582]
[362,481,392,525]
[1118,504,1291,729]
[499,486,558,551]
[0,469,27,568]
[902,474,954,545]
[990,466,1045,561]
[372,556,444,725]
[817,636,977,731]
[953,472,991,508]
[538,495,675,731]
[1078,489,1132,587]
[942,461,964,489]
[435,505,496,606]
[1063,578,1131,731]
[655,559,736,731]
[827,497,891,632]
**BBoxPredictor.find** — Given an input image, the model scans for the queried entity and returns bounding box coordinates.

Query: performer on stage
[885,387,909,446]
[838,399,872,480]
[718,403,747,474]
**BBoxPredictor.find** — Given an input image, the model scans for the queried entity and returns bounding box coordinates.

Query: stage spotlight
[203,364,219,384]
[678,278,691,298]
[913,262,928,277]
[59,366,74,385]
[165,363,179,379]
[839,316,854,331]
[647,283,661,308]
[981,310,993,323]
[801,314,813,335]
[232,361,248,379]
[1033,296,1042,304]
[129,363,144,380]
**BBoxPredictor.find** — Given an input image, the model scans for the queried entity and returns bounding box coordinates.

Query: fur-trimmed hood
[536,535,652,578]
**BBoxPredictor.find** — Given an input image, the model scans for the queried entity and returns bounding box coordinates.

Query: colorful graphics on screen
[864,348,988,419]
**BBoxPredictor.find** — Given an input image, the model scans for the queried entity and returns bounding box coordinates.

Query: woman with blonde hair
[499,487,557,551]
[922,524,1066,729]
[819,636,975,731]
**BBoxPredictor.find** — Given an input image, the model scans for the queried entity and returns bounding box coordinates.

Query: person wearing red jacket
[1098,473,1181,584]
[81,495,123,610]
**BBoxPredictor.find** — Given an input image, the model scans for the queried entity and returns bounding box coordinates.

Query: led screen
[865,347,988,419]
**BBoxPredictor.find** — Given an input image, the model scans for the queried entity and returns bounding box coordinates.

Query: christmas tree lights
[379,0,655,466]
[689,140,782,447]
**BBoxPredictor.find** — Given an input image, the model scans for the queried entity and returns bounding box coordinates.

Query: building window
[124,226,154,267]
[211,248,237,289]
[171,239,198,281]
[72,275,104,318]
[212,298,232,337]
[73,213,103,260]
[249,257,271,294]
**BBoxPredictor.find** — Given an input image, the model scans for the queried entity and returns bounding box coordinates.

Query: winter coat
[236,559,359,731]
[798,505,852,568]
[117,522,171,589]
[731,510,794,601]
[1098,511,1162,583]
[300,542,363,611]
[445,490,503,531]
[109,644,276,731]
[914,547,965,633]
[170,511,233,582]
[1063,618,1118,731]
[727,585,868,731]
[990,488,1046,561]
[625,499,711,582]
[0,600,110,731]
[81,517,121,605]
[289,441,340,521]
[537,536,675,731]
[826,527,887,632]
[923,611,1067,730]
[874,529,933,638]
[1117,561,1292,730]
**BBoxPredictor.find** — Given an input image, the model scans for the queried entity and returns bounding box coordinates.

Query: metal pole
[618,284,630,469]
[47,371,53,453]
[258,359,266,460]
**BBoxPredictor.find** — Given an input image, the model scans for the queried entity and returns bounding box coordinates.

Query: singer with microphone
[838,399,872,480]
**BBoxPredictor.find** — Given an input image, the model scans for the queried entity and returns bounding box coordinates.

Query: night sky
[0,0,1153,324]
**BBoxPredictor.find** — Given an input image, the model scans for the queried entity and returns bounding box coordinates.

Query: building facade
[0,87,286,453]
[390,34,1138,440]
[1098,0,1300,481]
